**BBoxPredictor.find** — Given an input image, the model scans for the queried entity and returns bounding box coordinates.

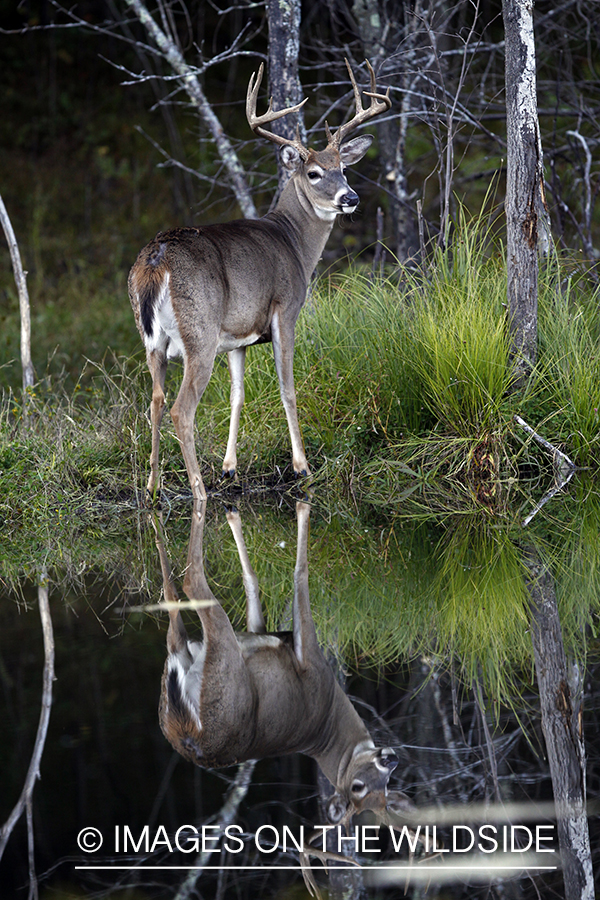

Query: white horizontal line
[75,865,559,871]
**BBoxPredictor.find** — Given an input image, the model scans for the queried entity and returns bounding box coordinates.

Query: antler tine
[299,844,361,899]
[246,62,310,159]
[328,58,392,149]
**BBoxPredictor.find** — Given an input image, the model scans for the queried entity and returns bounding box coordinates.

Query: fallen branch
[514,415,577,526]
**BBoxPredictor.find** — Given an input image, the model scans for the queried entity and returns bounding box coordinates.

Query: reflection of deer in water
[155,500,412,884]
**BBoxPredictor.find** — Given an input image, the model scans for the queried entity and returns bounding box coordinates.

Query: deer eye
[307,169,323,182]
[351,780,367,796]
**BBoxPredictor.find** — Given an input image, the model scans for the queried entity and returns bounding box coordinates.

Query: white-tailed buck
[154,500,411,895]
[129,61,390,501]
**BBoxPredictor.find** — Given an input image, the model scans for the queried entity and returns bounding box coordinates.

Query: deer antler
[326,59,391,149]
[246,62,310,159]
[298,842,361,899]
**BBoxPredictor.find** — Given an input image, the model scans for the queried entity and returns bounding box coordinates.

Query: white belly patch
[216,332,262,354]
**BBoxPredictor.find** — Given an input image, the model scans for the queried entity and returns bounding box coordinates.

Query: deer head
[327,745,400,825]
[246,58,391,220]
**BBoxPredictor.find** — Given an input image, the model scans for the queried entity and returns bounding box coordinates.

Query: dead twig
[514,415,577,526]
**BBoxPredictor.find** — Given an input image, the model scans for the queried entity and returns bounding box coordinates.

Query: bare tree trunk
[502,0,546,378]
[0,193,35,393]
[317,653,367,900]
[352,0,419,262]
[524,545,594,900]
[267,0,306,194]
[123,0,258,219]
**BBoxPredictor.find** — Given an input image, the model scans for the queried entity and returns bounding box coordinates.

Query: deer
[153,498,413,896]
[129,60,391,502]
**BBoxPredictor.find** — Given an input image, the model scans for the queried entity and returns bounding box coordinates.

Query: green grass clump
[535,268,600,466]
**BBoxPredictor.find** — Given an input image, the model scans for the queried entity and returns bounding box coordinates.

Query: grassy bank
[3,221,600,528]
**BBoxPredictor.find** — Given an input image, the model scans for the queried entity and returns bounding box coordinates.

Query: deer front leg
[146,348,168,504]
[293,499,320,667]
[226,509,265,634]
[271,309,310,478]
[222,347,246,478]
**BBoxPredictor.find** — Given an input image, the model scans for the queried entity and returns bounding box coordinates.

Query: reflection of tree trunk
[317,654,367,900]
[0,570,54,886]
[405,659,464,807]
[173,759,256,900]
[317,768,367,899]
[523,545,594,900]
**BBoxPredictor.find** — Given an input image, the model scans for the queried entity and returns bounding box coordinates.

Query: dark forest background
[1,0,599,389]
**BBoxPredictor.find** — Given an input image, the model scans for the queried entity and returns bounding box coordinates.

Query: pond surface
[1,474,599,899]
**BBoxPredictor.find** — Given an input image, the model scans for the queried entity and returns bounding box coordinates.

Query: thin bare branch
[0,571,55,884]
[134,125,232,189]
[173,760,256,900]
[122,0,258,217]
[0,193,35,393]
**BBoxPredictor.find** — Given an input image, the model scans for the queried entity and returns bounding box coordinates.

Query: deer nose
[339,191,359,209]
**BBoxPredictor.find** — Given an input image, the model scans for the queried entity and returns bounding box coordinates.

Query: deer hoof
[221,467,236,480]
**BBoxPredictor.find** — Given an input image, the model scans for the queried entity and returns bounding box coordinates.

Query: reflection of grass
[3,480,598,708]
[2,214,600,701]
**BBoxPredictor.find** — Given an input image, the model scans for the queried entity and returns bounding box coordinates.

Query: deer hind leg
[222,347,246,478]
[151,510,189,655]
[184,504,253,712]
[146,348,168,503]
[226,509,265,633]
[169,344,217,503]
[271,309,310,478]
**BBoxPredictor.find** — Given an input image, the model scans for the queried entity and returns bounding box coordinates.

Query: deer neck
[267,178,336,282]
[311,682,374,787]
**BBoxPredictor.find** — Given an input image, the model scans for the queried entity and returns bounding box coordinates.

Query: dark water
[1,484,599,899]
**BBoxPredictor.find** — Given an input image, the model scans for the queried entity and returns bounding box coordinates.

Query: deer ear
[340,134,373,166]
[280,145,303,171]
[327,793,349,824]
[377,747,398,773]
